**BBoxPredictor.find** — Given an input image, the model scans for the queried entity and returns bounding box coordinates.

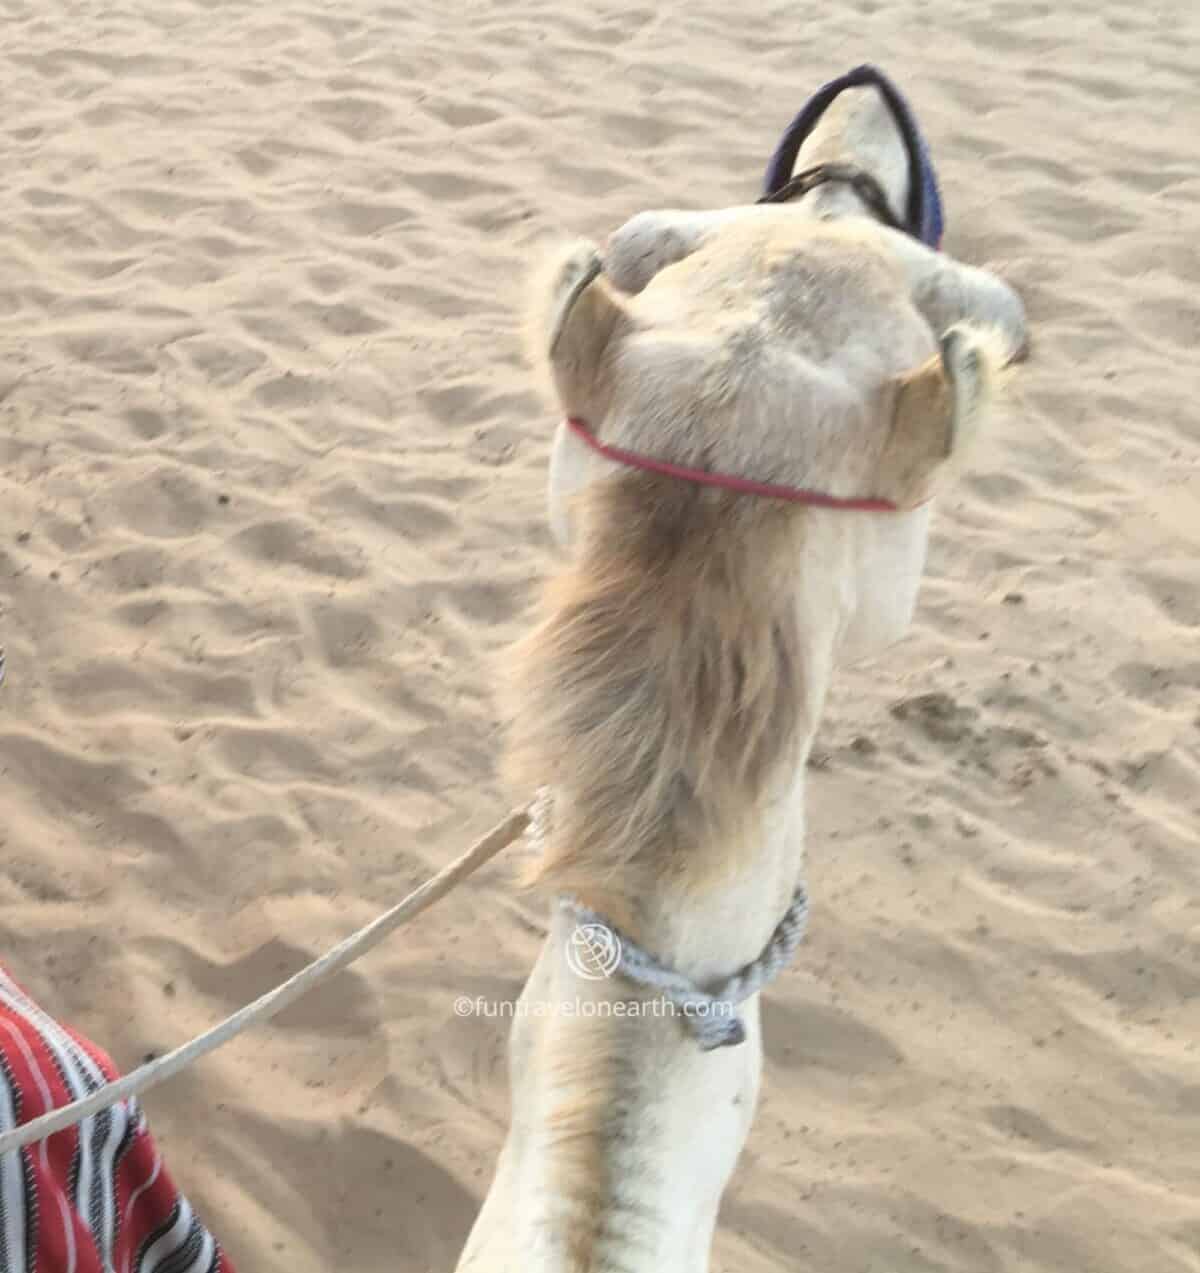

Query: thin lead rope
[560,886,809,1051]
[0,804,532,1157]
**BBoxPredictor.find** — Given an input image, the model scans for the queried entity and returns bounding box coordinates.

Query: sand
[1,0,1198,1268]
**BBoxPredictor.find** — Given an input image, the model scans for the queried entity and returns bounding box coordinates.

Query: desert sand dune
[1,0,1198,1269]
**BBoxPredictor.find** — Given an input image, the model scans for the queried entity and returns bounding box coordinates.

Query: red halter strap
[565,417,900,512]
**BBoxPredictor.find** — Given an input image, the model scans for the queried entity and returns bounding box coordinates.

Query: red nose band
[565,417,900,512]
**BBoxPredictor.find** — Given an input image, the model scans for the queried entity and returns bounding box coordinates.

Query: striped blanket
[0,967,233,1273]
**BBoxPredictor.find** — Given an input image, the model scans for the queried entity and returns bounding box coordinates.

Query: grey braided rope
[559,886,809,1051]
[526,788,810,1051]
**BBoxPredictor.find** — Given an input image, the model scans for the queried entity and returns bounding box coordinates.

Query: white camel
[456,76,1026,1272]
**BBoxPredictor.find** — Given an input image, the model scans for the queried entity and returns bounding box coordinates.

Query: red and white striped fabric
[0,967,234,1273]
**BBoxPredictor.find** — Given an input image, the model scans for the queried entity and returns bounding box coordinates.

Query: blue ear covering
[763,64,944,249]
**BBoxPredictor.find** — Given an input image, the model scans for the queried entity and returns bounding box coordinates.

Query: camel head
[531,210,1003,667]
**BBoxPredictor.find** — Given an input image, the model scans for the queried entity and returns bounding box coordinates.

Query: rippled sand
[1,0,1198,1268]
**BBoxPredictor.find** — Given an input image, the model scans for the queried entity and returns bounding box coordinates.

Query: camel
[456,70,1026,1272]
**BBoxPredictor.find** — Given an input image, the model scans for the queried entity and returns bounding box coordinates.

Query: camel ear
[877,326,995,505]
[529,241,630,421]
